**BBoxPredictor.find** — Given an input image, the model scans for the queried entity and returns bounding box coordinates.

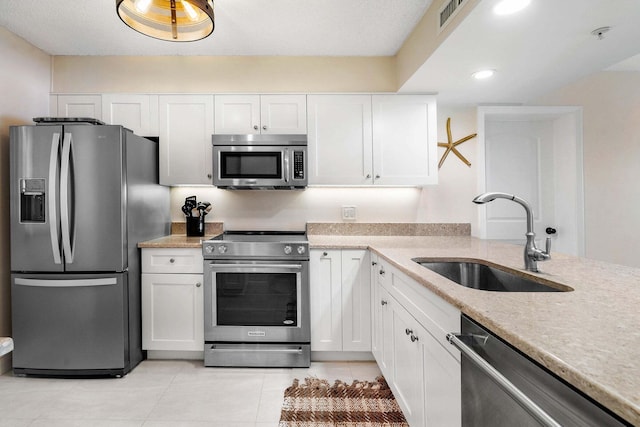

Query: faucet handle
[545,237,552,255]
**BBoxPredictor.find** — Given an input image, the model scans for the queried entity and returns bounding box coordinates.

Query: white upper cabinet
[101,94,159,136]
[372,95,438,186]
[55,95,102,119]
[158,95,214,185]
[308,94,437,186]
[214,94,307,134]
[307,95,373,185]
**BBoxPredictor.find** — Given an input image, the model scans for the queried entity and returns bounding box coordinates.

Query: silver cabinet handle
[169,258,175,263]
[253,125,259,130]
[381,300,388,306]
[372,261,377,266]
[262,125,267,130]
[405,328,413,336]
[207,173,212,179]
[447,333,562,427]
[375,174,381,179]
[323,251,328,256]
[410,334,419,342]
[379,268,385,276]
[196,282,201,287]
[366,174,371,179]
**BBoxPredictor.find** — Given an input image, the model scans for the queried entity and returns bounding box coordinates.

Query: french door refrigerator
[10,118,170,377]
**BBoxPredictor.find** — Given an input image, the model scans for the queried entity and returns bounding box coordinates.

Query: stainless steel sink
[412,259,572,292]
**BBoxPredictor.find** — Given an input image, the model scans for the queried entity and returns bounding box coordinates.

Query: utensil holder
[186,216,205,237]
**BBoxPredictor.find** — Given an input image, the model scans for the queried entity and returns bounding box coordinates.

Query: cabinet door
[102,94,158,136]
[307,95,373,185]
[372,95,438,185]
[390,302,427,427]
[424,330,461,427]
[341,250,371,351]
[56,95,102,119]
[260,94,307,134]
[141,273,204,351]
[214,94,260,134]
[309,249,342,351]
[158,95,214,185]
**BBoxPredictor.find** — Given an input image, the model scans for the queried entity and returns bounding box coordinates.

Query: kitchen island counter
[308,234,640,425]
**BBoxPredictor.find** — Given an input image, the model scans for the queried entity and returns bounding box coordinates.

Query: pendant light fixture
[116,0,214,42]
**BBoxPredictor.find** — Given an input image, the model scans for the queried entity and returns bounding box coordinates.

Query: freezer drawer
[11,273,128,376]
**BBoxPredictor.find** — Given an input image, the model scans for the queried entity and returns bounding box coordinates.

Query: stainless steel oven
[202,231,310,367]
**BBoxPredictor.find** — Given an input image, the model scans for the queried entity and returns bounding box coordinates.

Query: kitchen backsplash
[306,222,470,236]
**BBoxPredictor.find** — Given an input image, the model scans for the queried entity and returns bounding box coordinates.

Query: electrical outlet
[342,205,357,221]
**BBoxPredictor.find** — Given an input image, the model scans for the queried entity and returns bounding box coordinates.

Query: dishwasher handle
[447,333,562,427]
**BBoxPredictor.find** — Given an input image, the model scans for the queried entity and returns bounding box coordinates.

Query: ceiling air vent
[438,0,468,32]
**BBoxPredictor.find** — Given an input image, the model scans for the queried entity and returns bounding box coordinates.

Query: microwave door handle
[284,148,290,183]
[48,132,62,265]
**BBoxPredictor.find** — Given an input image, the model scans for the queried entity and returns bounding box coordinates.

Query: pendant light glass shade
[116,0,214,42]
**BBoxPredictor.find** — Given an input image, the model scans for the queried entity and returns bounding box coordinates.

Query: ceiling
[1,0,640,105]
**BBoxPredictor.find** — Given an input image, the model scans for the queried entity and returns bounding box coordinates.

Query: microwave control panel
[293,151,305,180]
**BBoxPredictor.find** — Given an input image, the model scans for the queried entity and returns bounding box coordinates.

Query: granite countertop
[309,234,640,425]
[138,234,213,248]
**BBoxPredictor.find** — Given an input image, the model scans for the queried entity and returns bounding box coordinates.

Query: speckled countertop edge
[309,234,640,425]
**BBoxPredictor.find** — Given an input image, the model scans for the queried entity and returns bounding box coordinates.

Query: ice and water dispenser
[20,178,46,223]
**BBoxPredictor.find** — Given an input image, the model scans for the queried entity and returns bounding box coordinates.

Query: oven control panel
[203,241,309,260]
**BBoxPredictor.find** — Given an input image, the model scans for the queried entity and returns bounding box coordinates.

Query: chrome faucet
[473,192,551,272]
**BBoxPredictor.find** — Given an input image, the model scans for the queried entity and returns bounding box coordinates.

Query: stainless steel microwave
[212,134,307,189]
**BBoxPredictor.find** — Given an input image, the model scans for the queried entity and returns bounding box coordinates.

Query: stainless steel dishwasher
[447,315,629,427]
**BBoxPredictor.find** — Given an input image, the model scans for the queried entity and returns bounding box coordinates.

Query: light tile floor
[0,360,381,426]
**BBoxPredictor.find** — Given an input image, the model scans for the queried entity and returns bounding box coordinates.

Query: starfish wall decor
[438,117,477,169]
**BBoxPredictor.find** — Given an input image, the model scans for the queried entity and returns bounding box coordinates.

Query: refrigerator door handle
[14,277,118,287]
[48,132,62,265]
[60,132,75,264]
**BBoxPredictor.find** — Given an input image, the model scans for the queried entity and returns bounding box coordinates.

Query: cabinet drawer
[385,263,460,360]
[141,248,203,274]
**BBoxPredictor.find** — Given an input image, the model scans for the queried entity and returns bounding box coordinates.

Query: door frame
[475,106,585,257]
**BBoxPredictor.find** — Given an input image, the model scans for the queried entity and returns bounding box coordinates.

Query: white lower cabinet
[141,248,204,352]
[371,256,461,427]
[310,249,371,352]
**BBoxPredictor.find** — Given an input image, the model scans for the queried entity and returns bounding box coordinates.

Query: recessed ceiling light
[472,69,495,80]
[493,0,531,16]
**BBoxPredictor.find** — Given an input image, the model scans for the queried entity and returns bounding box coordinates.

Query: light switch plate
[342,205,357,221]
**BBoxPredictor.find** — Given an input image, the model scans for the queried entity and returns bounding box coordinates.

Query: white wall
[0,28,51,373]
[170,106,479,230]
[534,71,640,268]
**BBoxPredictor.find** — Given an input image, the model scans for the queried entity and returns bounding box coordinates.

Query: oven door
[204,260,310,343]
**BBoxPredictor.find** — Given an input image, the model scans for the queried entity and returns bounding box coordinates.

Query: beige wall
[0,28,51,373]
[534,71,640,267]
[52,55,396,94]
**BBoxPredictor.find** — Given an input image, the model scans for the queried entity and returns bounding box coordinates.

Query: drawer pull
[169,258,175,264]
[381,300,388,306]
[196,282,202,288]
[410,334,419,343]
[405,328,413,336]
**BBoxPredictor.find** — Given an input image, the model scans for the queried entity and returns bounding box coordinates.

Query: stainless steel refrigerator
[10,118,170,377]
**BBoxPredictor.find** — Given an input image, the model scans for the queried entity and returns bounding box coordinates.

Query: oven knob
[204,245,214,254]
[218,245,227,254]
[284,245,292,255]
[297,246,306,255]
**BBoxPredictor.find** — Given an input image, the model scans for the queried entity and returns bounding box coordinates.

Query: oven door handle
[208,263,303,271]
[447,333,562,427]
